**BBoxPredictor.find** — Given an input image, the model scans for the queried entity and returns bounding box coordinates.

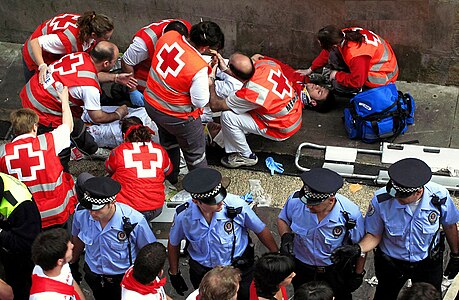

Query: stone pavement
[1,40,459,299]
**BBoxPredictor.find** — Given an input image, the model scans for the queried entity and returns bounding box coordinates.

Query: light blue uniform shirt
[72,202,156,275]
[365,181,459,262]
[278,192,365,266]
[169,194,266,268]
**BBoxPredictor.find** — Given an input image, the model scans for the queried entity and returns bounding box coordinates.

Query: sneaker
[221,153,258,168]
[70,147,84,161]
[84,147,111,160]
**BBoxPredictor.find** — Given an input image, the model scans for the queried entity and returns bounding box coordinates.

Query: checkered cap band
[303,187,333,200]
[83,192,116,204]
[391,180,421,193]
[191,183,222,200]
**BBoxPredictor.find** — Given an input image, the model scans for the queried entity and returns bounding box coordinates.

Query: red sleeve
[334,55,371,89]
[162,147,173,176]
[310,49,330,71]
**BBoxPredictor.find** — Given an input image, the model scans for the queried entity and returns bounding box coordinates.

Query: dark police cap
[299,168,343,206]
[388,158,432,193]
[182,168,227,205]
[81,176,121,210]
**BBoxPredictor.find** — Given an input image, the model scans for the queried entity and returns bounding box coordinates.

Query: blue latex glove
[240,192,253,203]
[129,89,145,106]
[265,157,284,176]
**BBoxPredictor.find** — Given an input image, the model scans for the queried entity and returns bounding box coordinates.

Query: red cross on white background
[267,69,293,99]
[5,144,45,181]
[48,14,79,31]
[123,143,163,178]
[52,53,84,76]
[155,42,185,78]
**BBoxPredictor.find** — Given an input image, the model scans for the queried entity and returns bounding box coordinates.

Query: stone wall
[2,0,459,85]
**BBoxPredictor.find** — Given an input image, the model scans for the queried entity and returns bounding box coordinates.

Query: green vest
[0,173,33,218]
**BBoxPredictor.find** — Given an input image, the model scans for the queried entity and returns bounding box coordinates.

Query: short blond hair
[199,266,241,300]
[10,108,38,135]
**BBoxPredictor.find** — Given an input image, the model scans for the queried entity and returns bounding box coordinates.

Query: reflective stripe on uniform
[78,71,100,88]
[145,86,195,113]
[144,27,160,47]
[370,39,390,72]
[25,81,62,116]
[149,67,189,95]
[37,135,48,151]
[63,28,78,52]
[27,171,64,193]
[40,188,74,219]
[189,152,206,166]
[137,79,147,88]
[368,64,399,85]
[244,81,270,106]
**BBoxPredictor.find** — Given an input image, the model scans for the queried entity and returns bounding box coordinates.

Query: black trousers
[0,249,34,300]
[326,48,362,96]
[292,258,352,300]
[83,263,124,300]
[373,248,443,300]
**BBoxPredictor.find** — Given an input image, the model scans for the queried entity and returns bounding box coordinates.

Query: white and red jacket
[0,132,76,228]
[30,264,80,300]
[106,141,172,212]
[20,52,101,127]
[131,19,191,92]
[234,59,303,140]
[144,31,210,120]
[22,13,91,72]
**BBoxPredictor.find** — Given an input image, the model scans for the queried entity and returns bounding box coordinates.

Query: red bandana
[121,266,166,295]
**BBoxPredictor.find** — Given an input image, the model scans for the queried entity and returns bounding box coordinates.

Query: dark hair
[254,253,295,299]
[90,41,116,63]
[164,21,189,37]
[133,242,167,285]
[397,282,441,300]
[121,117,152,143]
[312,88,335,113]
[31,228,70,271]
[77,11,114,43]
[190,21,224,50]
[121,116,143,134]
[294,281,334,300]
[317,25,344,51]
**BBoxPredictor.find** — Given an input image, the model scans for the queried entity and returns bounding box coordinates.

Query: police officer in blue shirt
[332,158,459,300]
[167,168,278,299]
[71,174,156,300]
[278,168,365,300]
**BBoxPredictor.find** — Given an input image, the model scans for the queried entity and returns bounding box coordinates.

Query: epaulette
[292,191,301,199]
[76,203,86,211]
[376,193,392,203]
[176,202,189,215]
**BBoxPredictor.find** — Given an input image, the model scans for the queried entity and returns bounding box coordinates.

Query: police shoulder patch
[428,211,438,224]
[367,204,375,216]
[224,221,233,233]
[292,191,301,199]
[377,193,392,203]
[176,202,189,215]
[333,226,343,238]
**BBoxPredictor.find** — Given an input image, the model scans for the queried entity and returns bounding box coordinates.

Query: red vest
[105,141,172,212]
[133,19,191,92]
[20,52,101,127]
[235,60,303,140]
[144,31,209,120]
[0,133,76,228]
[22,13,88,72]
[30,274,81,300]
[341,27,399,88]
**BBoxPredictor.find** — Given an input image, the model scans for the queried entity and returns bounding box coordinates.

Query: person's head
[79,175,121,222]
[317,25,344,51]
[386,158,431,204]
[10,108,39,136]
[304,83,335,113]
[183,168,228,214]
[294,281,334,300]
[164,20,190,37]
[122,121,154,143]
[77,11,114,43]
[132,242,167,285]
[227,52,255,82]
[31,228,73,271]
[199,266,241,300]
[397,282,441,300]
[253,253,295,298]
[90,41,119,72]
[189,21,224,52]
[298,168,343,214]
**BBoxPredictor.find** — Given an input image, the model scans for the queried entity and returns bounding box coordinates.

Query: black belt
[296,259,335,274]
[375,248,432,269]
[83,263,124,284]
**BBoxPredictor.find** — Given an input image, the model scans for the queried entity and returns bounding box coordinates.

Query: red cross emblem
[267,69,293,99]
[48,14,79,31]
[52,53,84,76]
[123,143,163,178]
[155,42,185,78]
[5,144,45,181]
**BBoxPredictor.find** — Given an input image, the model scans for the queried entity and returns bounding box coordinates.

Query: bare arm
[444,223,459,254]
[56,86,74,132]
[355,254,367,274]
[87,105,128,124]
[209,82,230,112]
[97,71,137,89]
[0,279,13,300]
[256,226,279,252]
[30,37,48,84]
[358,233,382,253]
[277,218,292,236]
[167,241,181,275]
[73,280,86,300]
[70,236,85,264]
[121,60,137,92]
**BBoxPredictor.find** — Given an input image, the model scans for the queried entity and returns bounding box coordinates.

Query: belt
[83,263,124,284]
[296,259,334,274]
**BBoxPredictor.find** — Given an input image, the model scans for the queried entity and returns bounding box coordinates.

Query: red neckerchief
[121,266,166,295]
[30,274,81,300]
